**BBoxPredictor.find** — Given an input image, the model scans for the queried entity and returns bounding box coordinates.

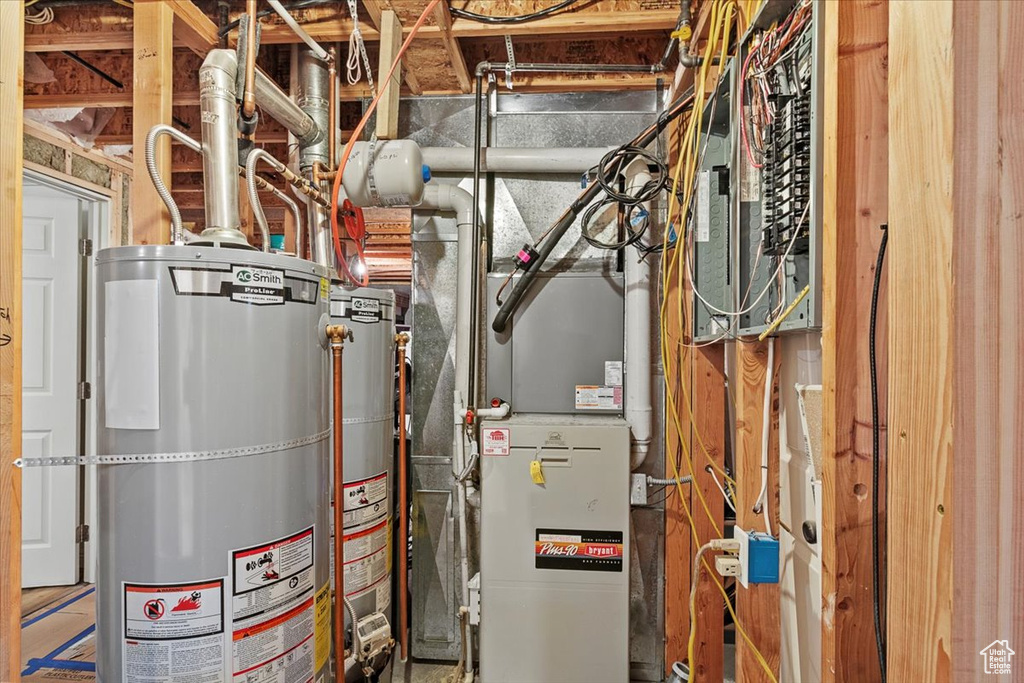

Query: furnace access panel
[478,416,630,683]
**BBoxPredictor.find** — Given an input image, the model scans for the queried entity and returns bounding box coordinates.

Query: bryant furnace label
[535,529,624,572]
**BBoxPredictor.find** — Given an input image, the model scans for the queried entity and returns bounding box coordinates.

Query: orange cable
[330,0,443,286]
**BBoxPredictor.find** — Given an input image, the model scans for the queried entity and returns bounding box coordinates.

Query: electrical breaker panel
[693,0,823,341]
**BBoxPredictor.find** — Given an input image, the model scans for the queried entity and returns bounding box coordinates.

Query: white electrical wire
[25,6,54,24]
[707,468,737,513]
[686,202,809,319]
[753,337,775,535]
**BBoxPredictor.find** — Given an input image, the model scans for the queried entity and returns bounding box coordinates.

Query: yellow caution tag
[314,582,331,672]
[530,460,545,485]
[320,277,329,301]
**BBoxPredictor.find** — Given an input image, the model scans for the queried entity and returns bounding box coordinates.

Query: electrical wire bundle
[449,0,582,25]
[739,0,813,170]
[491,92,696,309]
[579,145,668,252]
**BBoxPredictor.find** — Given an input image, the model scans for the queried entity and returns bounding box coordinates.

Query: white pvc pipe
[421,147,615,175]
[420,184,477,398]
[420,184,478,679]
[756,337,775,535]
[267,0,329,61]
[625,166,654,470]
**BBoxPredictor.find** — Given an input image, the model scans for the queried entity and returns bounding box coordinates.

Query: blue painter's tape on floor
[21,624,96,677]
[21,587,96,629]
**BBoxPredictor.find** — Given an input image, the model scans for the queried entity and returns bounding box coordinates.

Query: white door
[21,185,81,587]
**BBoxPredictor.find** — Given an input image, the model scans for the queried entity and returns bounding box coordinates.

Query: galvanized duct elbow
[297,48,330,171]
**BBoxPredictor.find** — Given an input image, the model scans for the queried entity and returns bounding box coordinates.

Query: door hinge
[78,381,92,400]
[79,238,93,256]
[76,524,90,543]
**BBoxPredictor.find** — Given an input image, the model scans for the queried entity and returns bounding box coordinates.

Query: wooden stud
[0,3,24,681]
[362,2,422,96]
[951,1,1024,677]
[733,340,781,683]
[690,345,726,683]
[132,1,176,245]
[886,2,954,680]
[820,1,889,681]
[664,270,693,677]
[432,2,473,94]
[376,10,403,140]
[166,0,219,56]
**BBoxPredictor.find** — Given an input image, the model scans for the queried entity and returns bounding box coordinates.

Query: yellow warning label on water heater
[320,278,329,301]
[314,582,331,672]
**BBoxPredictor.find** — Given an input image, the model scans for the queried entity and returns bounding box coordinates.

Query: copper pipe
[395,332,411,660]
[327,324,352,670]
[241,0,258,120]
[328,47,337,168]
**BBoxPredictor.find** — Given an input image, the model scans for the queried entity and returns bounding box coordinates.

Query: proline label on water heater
[229,527,316,683]
[230,265,285,305]
[122,578,228,683]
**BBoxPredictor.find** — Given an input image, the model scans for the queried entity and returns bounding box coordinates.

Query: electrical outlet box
[733,527,780,587]
[715,555,742,577]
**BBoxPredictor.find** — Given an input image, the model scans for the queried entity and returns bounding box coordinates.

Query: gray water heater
[95,246,333,683]
[329,286,396,628]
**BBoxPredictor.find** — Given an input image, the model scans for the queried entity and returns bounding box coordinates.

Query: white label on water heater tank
[342,471,389,532]
[122,578,228,683]
[230,527,316,683]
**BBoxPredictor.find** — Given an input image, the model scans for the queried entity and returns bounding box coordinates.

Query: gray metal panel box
[486,271,624,414]
[479,416,630,683]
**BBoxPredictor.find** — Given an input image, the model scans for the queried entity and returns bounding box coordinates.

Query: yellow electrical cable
[657,2,778,680]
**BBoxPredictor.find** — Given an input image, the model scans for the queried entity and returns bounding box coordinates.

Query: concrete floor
[387,658,465,683]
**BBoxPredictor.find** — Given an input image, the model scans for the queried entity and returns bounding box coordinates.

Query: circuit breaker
[478,416,630,683]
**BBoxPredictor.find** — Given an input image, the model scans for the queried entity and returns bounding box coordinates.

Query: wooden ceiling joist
[362,1,423,95]
[165,0,220,55]
[432,2,473,93]
[25,7,680,52]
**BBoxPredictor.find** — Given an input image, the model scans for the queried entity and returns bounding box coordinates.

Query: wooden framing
[375,10,404,140]
[0,3,24,680]
[23,8,680,52]
[820,1,889,681]
[887,2,954,680]
[951,2,1024,678]
[363,1,422,95]
[733,341,781,682]
[690,346,726,682]
[432,2,473,94]
[132,1,175,245]
[165,0,219,55]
